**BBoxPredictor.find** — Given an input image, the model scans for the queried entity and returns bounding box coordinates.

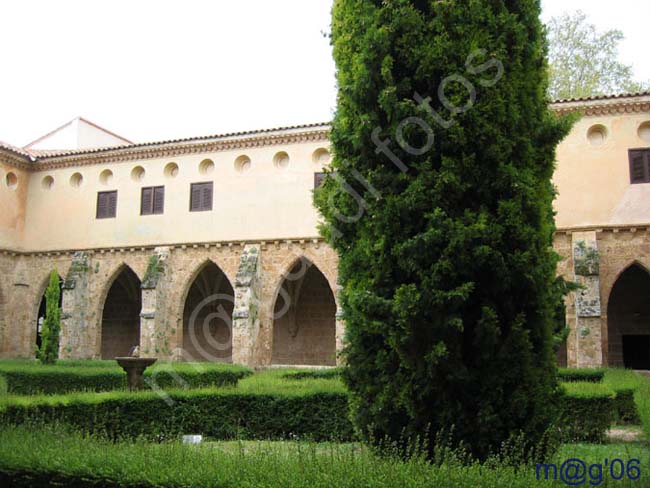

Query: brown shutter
[314,172,326,188]
[190,184,202,211]
[108,191,117,218]
[153,186,165,214]
[202,183,213,210]
[97,191,117,219]
[97,193,108,218]
[141,187,153,215]
[630,151,646,183]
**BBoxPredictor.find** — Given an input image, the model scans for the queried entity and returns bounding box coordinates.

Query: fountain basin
[115,357,158,391]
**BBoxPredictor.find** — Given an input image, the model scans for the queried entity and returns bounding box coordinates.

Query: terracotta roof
[0,140,34,159]
[551,91,650,104]
[30,121,331,160]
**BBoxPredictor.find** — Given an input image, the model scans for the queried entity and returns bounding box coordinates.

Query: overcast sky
[0,0,647,146]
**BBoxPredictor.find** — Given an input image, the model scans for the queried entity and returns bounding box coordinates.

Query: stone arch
[180,260,235,362]
[606,261,650,369]
[271,256,337,365]
[99,264,142,359]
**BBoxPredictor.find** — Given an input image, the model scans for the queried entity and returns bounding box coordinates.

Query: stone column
[570,232,603,368]
[334,283,345,366]
[139,247,172,359]
[60,252,97,359]
[231,244,261,366]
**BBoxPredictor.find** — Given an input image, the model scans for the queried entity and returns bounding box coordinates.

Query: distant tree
[547,11,648,100]
[318,0,572,461]
[37,271,61,365]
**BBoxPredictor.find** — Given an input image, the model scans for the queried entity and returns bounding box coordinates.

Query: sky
[0,0,647,147]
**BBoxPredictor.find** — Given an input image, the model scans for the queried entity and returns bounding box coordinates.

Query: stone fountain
[115,346,157,391]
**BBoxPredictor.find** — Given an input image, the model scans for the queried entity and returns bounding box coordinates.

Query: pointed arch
[180,260,235,362]
[99,264,142,359]
[606,262,650,369]
[271,257,336,365]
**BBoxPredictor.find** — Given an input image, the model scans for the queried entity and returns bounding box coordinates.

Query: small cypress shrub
[37,271,61,365]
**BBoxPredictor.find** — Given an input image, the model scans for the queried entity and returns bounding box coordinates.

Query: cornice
[31,128,330,172]
[0,150,32,170]
[0,236,327,257]
[550,99,650,117]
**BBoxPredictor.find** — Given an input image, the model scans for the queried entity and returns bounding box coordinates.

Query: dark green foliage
[317,0,573,459]
[557,368,604,383]
[282,369,342,380]
[0,390,354,442]
[612,389,641,425]
[0,362,252,395]
[36,271,61,365]
[557,392,614,443]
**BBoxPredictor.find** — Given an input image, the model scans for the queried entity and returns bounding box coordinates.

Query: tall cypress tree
[316,0,572,459]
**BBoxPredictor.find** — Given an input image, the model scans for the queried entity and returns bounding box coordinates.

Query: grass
[0,424,648,488]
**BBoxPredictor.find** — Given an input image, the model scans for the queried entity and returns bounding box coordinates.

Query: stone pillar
[8,259,33,357]
[231,244,261,366]
[139,247,172,359]
[570,232,603,368]
[60,252,96,359]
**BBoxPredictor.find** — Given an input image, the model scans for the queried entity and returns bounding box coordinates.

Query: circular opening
[312,148,331,165]
[164,162,179,178]
[41,175,54,190]
[234,155,252,173]
[5,172,18,190]
[99,169,114,185]
[587,124,607,146]
[70,172,83,188]
[273,151,290,169]
[638,121,650,142]
[131,166,145,182]
[199,159,215,175]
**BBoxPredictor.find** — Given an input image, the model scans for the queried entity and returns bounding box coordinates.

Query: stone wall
[1,227,647,369]
[0,240,340,366]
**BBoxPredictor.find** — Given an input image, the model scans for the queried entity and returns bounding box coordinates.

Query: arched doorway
[182,262,234,362]
[607,264,650,369]
[100,266,142,359]
[35,274,64,352]
[272,259,336,366]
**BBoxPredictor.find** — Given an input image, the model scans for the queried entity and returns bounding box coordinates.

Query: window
[141,186,165,215]
[190,182,213,211]
[96,191,117,219]
[629,149,650,184]
[314,172,326,188]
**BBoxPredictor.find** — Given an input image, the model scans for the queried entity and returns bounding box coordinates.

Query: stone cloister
[0,240,343,366]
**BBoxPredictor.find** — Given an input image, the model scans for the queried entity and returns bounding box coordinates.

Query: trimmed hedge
[557,368,605,383]
[282,369,342,381]
[558,383,615,442]
[0,389,354,442]
[612,389,641,425]
[0,362,252,395]
[0,382,616,445]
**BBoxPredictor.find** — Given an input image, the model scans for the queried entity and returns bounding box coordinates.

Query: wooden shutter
[314,172,326,188]
[107,191,117,218]
[629,149,650,184]
[96,193,108,218]
[201,183,213,210]
[190,183,202,211]
[141,187,154,215]
[153,186,165,214]
[190,182,213,211]
[97,191,117,219]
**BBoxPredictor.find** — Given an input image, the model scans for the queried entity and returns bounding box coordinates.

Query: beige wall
[0,160,28,250]
[20,141,331,251]
[553,112,650,229]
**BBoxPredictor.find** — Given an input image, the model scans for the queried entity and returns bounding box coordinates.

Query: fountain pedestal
[115,357,158,391]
